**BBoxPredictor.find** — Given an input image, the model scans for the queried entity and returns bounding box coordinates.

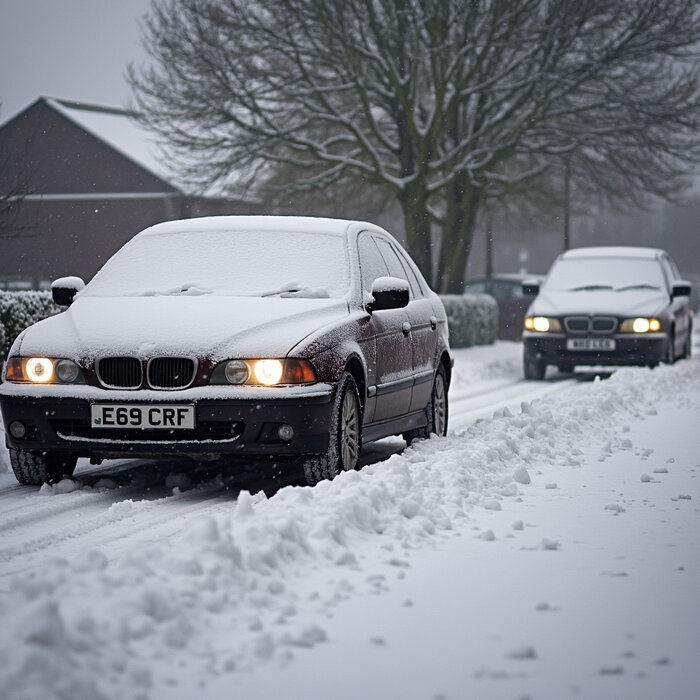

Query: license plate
[566,338,616,351]
[91,404,195,429]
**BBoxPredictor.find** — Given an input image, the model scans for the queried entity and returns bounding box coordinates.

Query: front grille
[564,316,617,334]
[147,357,196,389]
[565,317,589,333]
[591,316,616,332]
[97,357,142,389]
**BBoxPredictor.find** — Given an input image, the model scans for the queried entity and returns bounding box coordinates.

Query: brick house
[0,97,256,288]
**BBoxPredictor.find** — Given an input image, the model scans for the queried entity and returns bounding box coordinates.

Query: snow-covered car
[521,246,693,379]
[0,216,451,486]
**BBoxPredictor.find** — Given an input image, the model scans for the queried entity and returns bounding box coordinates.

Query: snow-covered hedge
[440,294,498,348]
[0,291,61,360]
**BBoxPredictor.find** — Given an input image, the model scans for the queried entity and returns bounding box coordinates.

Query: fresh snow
[1,331,699,700]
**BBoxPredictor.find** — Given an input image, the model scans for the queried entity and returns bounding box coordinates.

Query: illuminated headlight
[253,359,284,385]
[620,317,661,333]
[26,357,54,383]
[211,359,317,386]
[4,357,84,384]
[524,316,562,332]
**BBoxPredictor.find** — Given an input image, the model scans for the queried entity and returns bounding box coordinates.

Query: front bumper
[0,384,334,459]
[522,332,668,367]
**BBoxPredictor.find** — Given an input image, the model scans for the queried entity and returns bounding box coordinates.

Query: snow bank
[0,357,699,698]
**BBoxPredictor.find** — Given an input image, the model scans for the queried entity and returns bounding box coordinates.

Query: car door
[358,233,413,422]
[374,237,439,413]
[661,253,692,355]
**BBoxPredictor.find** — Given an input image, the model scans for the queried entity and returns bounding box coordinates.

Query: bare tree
[130,0,700,291]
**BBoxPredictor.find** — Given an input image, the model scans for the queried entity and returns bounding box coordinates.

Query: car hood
[529,289,669,318]
[14,295,350,361]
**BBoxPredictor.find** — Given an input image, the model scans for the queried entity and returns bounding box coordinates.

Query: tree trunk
[399,180,433,286]
[436,174,481,294]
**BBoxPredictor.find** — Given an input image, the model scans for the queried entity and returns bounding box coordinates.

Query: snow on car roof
[138,215,384,239]
[561,246,663,260]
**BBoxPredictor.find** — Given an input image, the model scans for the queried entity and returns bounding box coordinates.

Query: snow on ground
[0,336,699,700]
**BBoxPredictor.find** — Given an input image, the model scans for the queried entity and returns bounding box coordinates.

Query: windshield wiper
[261,281,330,299]
[569,284,614,292]
[615,284,661,292]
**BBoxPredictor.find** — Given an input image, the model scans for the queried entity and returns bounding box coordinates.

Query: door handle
[430,316,438,330]
[402,321,412,336]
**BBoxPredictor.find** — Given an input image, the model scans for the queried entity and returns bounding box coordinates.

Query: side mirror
[672,280,692,299]
[368,276,410,312]
[522,279,541,296]
[51,276,85,307]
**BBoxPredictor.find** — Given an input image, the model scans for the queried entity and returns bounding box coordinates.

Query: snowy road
[1,337,699,700]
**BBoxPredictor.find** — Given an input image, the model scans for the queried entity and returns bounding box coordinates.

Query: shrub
[0,291,61,360]
[440,294,498,348]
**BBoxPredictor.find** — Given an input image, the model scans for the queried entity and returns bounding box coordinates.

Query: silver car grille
[564,316,617,334]
[96,357,196,389]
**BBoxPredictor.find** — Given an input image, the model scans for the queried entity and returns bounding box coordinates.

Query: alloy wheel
[340,388,361,470]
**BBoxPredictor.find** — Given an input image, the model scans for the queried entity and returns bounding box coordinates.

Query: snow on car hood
[14,295,350,361]
[529,288,669,317]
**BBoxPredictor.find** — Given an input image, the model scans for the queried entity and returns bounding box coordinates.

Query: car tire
[303,371,362,486]
[681,325,692,359]
[557,363,574,374]
[665,332,675,365]
[404,364,449,445]
[9,449,77,486]
[523,346,546,380]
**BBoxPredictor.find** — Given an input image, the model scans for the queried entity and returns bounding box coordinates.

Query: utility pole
[563,153,572,251]
[485,223,494,279]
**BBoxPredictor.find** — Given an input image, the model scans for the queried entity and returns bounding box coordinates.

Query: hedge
[0,291,61,360]
[440,294,498,348]
[0,290,497,363]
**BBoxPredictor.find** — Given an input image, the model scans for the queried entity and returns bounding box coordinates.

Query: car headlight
[210,359,317,386]
[620,317,662,333]
[4,357,85,384]
[524,316,562,332]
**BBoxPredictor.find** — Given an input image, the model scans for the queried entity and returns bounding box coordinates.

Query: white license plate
[91,404,195,429]
[566,338,616,351]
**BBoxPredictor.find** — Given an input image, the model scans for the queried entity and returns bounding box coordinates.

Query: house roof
[0,97,179,191]
[44,97,176,187]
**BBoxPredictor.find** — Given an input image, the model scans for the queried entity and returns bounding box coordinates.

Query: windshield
[544,257,666,292]
[83,229,350,298]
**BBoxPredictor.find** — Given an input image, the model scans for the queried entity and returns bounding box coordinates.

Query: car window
[374,237,415,298]
[358,235,390,294]
[393,246,427,298]
[491,281,519,300]
[661,255,680,283]
[464,281,487,295]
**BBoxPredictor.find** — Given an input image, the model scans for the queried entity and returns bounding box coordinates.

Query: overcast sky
[0,0,152,123]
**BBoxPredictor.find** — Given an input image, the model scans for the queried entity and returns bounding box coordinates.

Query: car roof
[466,272,545,282]
[136,215,385,239]
[560,246,664,260]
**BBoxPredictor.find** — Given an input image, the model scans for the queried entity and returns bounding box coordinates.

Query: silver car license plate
[91,404,195,429]
[566,338,616,351]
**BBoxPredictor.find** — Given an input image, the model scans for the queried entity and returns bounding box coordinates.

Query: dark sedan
[464,273,545,340]
[522,246,692,379]
[1,216,451,485]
